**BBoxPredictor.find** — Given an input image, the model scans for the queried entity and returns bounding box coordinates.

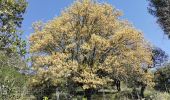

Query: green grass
[72,86,170,100]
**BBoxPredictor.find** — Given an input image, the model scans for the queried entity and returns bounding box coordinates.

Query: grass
[71,85,170,100]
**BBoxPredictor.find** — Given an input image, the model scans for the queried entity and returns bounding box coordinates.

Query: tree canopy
[1,0,170,99]
[0,1,28,99]
[0,0,27,55]
[148,0,170,38]
[152,46,168,68]
[154,63,170,92]
[29,1,154,99]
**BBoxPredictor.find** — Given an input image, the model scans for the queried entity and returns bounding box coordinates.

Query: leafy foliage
[154,63,170,92]
[0,0,28,99]
[0,51,28,100]
[152,46,168,68]
[29,0,154,99]
[0,50,27,70]
[0,0,27,55]
[0,67,28,100]
[148,0,170,38]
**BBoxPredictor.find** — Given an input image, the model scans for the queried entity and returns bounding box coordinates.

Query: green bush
[144,88,170,100]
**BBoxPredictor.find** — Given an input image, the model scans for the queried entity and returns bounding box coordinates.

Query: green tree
[0,51,28,100]
[29,0,154,99]
[155,63,170,92]
[148,0,170,38]
[0,0,28,99]
[0,0,27,55]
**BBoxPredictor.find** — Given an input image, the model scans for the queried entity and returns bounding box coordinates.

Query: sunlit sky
[22,0,170,56]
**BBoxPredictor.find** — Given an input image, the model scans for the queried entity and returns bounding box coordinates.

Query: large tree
[0,0,27,55]
[29,0,154,99]
[148,0,170,38]
[0,0,28,99]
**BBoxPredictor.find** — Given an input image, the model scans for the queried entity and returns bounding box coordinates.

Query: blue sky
[22,0,170,56]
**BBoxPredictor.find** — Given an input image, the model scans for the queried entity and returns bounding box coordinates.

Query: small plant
[43,96,48,100]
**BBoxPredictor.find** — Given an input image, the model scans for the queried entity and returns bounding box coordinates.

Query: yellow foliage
[29,0,154,90]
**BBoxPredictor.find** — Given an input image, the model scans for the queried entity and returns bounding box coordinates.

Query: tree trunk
[116,79,121,91]
[56,88,60,100]
[140,84,146,98]
[165,83,169,92]
[132,88,139,99]
[85,89,93,100]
